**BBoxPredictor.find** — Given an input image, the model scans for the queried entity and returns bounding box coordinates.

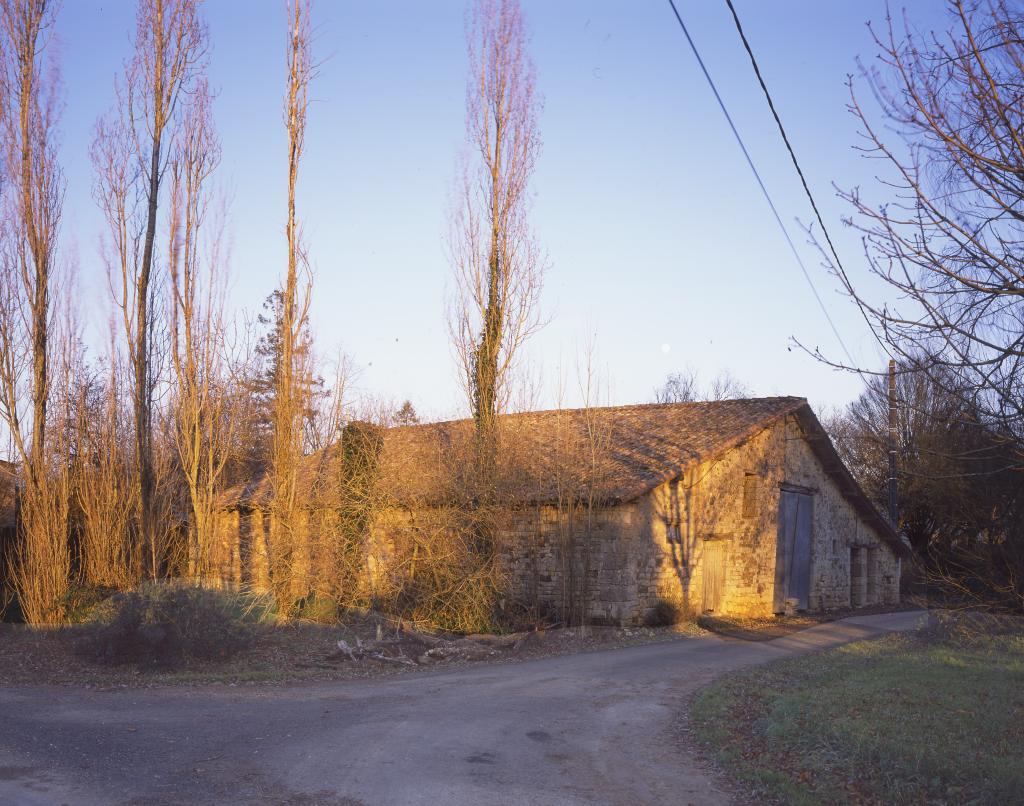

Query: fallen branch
[327,638,366,662]
[367,652,417,667]
[336,639,360,661]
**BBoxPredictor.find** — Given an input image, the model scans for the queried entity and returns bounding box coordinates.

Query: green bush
[76,583,268,668]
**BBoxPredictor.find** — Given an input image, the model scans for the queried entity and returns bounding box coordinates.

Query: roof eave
[791,404,910,558]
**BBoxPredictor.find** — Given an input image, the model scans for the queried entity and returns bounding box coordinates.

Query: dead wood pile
[326,625,542,667]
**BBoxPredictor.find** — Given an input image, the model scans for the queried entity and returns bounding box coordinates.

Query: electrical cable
[665,0,857,366]
[723,0,882,360]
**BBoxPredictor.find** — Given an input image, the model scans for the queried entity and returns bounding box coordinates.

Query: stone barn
[219,397,907,624]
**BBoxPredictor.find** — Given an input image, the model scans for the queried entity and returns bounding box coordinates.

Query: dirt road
[0,610,926,806]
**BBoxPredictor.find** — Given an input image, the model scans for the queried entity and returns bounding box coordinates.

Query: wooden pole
[887,359,898,528]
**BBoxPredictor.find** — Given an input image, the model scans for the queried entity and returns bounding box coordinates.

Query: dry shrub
[305,421,382,609]
[76,582,267,667]
[62,583,119,624]
[925,609,1024,645]
[291,593,339,624]
[362,398,616,633]
[270,413,512,633]
[644,598,682,628]
[151,434,189,577]
[374,505,505,634]
[12,470,72,625]
[75,375,139,588]
[923,543,1024,616]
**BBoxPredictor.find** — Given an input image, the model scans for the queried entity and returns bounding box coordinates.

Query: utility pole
[887,359,898,528]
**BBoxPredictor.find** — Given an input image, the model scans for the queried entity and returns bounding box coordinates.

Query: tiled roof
[385,396,810,504]
[221,397,906,555]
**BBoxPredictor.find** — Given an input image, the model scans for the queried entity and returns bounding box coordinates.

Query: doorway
[702,538,727,612]
[775,490,813,611]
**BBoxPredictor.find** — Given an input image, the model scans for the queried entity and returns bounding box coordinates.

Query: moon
[661,343,671,354]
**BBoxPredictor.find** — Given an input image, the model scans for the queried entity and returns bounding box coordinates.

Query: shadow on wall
[652,465,707,621]
[650,450,778,621]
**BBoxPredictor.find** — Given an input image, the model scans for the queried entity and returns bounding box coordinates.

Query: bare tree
[825,1,1024,446]
[0,0,69,624]
[166,78,232,580]
[0,0,63,465]
[653,369,699,406]
[450,0,545,447]
[92,0,207,578]
[269,0,315,614]
[654,368,751,403]
[828,362,1023,609]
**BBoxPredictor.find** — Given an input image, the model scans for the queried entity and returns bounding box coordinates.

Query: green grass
[691,623,1024,805]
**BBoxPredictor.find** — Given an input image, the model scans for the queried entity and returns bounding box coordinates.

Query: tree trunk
[136,132,162,576]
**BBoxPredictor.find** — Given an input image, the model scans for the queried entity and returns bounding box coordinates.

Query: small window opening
[742,473,758,518]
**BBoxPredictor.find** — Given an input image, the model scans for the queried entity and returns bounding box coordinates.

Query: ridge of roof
[387,395,808,433]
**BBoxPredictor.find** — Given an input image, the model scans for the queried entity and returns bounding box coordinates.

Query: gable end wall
[780,416,900,609]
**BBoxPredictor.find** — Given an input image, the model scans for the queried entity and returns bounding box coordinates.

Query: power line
[723,0,881,360]
[664,0,856,366]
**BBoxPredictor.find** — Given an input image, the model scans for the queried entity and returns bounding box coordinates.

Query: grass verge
[698,601,923,642]
[691,616,1024,804]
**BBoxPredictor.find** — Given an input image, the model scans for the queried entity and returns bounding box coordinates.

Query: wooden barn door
[775,490,813,611]
[702,539,727,612]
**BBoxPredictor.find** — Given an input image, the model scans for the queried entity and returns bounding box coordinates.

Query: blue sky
[53,1,951,421]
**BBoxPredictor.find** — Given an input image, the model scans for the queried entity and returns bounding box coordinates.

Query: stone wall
[497,503,645,624]
[780,416,900,609]
[495,415,900,622]
[642,423,786,619]
[497,422,788,622]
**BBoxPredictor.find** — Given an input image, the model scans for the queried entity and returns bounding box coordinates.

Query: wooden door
[775,490,813,611]
[702,539,727,612]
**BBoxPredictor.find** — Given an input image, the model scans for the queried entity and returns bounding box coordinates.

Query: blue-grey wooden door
[776,490,813,610]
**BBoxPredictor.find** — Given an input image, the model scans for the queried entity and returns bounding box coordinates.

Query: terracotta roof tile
[220,397,906,556]
[383,396,808,504]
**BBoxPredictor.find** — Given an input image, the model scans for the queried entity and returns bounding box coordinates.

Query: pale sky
[53,1,951,421]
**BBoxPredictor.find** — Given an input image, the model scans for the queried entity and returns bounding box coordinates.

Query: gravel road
[0,610,927,806]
